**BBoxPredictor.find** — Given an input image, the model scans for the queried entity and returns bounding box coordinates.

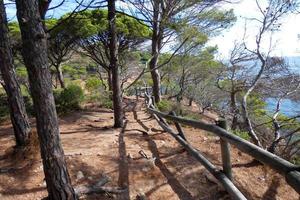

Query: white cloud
[209,0,300,58]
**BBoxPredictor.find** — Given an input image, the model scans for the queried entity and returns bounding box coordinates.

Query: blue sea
[265,98,300,117]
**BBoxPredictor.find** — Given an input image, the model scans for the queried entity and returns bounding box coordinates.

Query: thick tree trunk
[108,0,124,128]
[15,0,77,199]
[149,0,161,103]
[0,0,31,147]
[55,64,65,89]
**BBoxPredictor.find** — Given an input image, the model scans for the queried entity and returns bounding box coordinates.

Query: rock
[88,176,93,180]
[76,171,84,180]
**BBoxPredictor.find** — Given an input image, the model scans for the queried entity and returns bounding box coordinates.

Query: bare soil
[0,97,299,200]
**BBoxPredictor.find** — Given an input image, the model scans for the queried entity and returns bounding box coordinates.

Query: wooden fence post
[170,111,187,141]
[217,119,233,180]
[151,96,155,106]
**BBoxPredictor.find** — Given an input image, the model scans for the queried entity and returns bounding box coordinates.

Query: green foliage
[54,84,84,113]
[196,9,236,32]
[291,155,300,165]
[101,96,113,109]
[86,90,113,109]
[157,99,174,112]
[62,65,87,80]
[62,9,151,42]
[16,67,28,79]
[232,129,250,141]
[85,77,103,92]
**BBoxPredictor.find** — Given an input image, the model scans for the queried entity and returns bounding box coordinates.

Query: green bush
[232,129,250,141]
[291,156,300,165]
[85,77,103,92]
[86,91,113,109]
[54,84,84,113]
[157,99,173,112]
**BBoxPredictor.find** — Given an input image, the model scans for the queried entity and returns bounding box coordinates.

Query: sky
[209,0,300,58]
[4,0,300,58]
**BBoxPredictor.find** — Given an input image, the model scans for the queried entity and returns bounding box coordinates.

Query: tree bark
[15,0,77,199]
[230,91,238,130]
[0,0,31,147]
[188,98,193,106]
[107,69,113,92]
[108,0,124,128]
[55,64,65,89]
[149,0,162,103]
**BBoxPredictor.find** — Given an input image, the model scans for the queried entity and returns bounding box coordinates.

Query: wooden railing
[139,90,300,200]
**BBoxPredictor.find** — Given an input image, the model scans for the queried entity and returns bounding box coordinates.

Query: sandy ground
[0,97,299,200]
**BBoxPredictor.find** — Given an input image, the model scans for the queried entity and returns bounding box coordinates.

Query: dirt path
[0,97,299,200]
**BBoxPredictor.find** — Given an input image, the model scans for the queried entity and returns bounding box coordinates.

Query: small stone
[88,176,93,180]
[42,180,46,187]
[76,171,84,180]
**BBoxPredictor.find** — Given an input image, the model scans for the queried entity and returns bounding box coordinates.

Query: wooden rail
[141,91,300,199]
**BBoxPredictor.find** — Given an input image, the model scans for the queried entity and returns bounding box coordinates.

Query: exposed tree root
[75,175,127,196]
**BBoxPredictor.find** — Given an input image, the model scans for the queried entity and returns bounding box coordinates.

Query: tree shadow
[117,120,130,200]
[261,177,281,200]
[232,159,262,168]
[143,132,195,200]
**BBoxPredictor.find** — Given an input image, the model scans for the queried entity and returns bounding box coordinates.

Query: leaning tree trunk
[149,0,162,104]
[15,0,77,199]
[55,64,65,89]
[0,0,31,147]
[108,0,124,128]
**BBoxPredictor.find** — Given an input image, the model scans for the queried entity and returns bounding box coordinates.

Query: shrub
[54,84,84,113]
[157,99,173,112]
[232,129,250,141]
[86,91,113,109]
[85,77,102,92]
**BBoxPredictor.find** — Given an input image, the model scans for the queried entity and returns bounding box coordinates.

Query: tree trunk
[230,91,238,130]
[107,69,113,92]
[188,98,193,106]
[55,64,65,89]
[0,0,31,147]
[15,0,77,199]
[108,0,124,128]
[149,0,161,103]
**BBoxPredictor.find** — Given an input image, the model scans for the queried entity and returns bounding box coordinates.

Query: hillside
[0,97,298,200]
